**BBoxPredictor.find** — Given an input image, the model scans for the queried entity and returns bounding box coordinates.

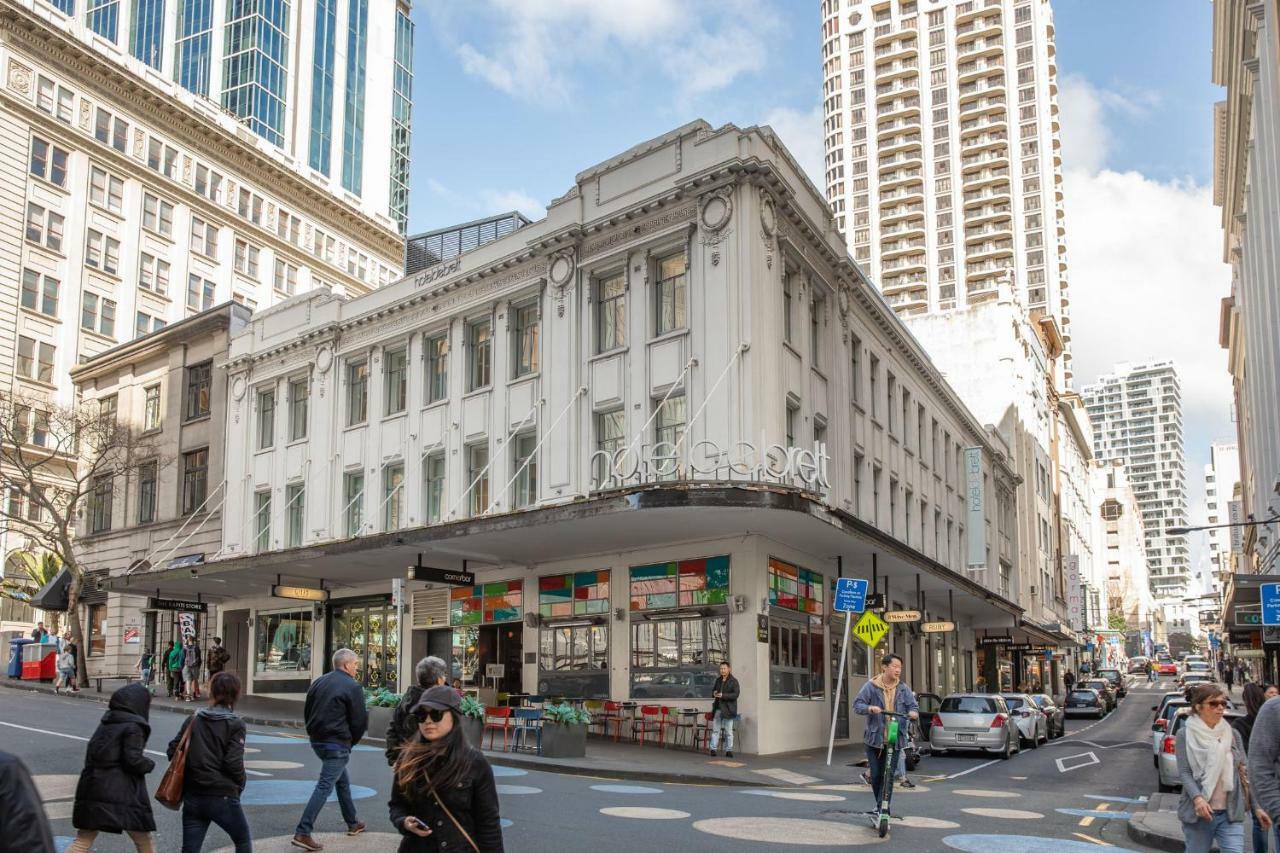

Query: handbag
[424,768,480,853]
[155,716,196,810]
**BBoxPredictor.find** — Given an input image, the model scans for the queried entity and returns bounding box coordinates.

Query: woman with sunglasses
[1177,683,1267,853]
[389,685,504,852]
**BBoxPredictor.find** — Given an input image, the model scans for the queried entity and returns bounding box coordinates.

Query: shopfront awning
[1222,573,1274,643]
[30,567,72,611]
[108,484,1024,627]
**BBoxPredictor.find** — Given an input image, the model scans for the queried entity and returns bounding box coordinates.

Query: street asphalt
[0,677,1179,852]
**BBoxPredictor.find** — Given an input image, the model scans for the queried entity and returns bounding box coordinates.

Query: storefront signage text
[410,565,477,586]
[271,584,329,602]
[922,621,956,633]
[590,437,830,493]
[411,258,461,289]
[979,636,1012,646]
[883,610,921,623]
[964,447,986,569]
[148,597,208,613]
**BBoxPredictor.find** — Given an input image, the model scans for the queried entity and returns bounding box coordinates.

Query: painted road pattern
[0,677,1174,851]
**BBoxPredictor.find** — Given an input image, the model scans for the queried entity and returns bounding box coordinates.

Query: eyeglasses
[414,708,448,723]
[1204,700,1229,708]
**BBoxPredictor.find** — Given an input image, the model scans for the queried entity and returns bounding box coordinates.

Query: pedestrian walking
[166,640,184,698]
[853,654,920,819]
[135,649,154,691]
[387,656,449,766]
[167,672,250,852]
[1226,665,1236,694]
[1,749,56,853]
[1063,670,1076,695]
[206,638,230,680]
[1177,683,1263,853]
[183,637,203,701]
[68,683,157,852]
[389,685,505,852]
[55,641,79,694]
[292,648,368,851]
[709,661,740,758]
[1232,683,1277,853]
[1149,661,1159,685]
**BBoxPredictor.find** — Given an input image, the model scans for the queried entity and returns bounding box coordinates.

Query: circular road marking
[490,765,529,777]
[211,832,403,852]
[590,784,664,794]
[601,807,691,819]
[243,760,305,770]
[239,780,378,806]
[942,835,1141,853]
[953,789,1021,798]
[959,808,1044,820]
[33,774,79,801]
[896,816,961,829]
[495,784,542,795]
[692,817,888,846]
[743,790,846,802]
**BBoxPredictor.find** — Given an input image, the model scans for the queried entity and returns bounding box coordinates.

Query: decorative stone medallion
[315,345,333,374]
[700,190,733,233]
[231,376,247,401]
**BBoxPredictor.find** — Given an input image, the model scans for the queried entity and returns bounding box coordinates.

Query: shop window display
[628,555,730,698]
[255,610,313,675]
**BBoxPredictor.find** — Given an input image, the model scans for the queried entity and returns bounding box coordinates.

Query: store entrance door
[453,624,522,696]
[221,610,249,682]
[328,597,399,691]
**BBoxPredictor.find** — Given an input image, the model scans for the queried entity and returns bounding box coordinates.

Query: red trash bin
[21,643,56,681]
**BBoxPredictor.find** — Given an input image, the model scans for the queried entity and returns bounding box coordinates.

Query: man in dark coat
[387,655,449,766]
[0,750,55,853]
[710,661,741,758]
[294,648,369,850]
[70,683,156,851]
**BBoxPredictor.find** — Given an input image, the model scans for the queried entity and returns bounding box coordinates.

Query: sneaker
[347,822,366,836]
[725,751,734,758]
[901,779,916,788]
[860,771,872,785]
[291,836,323,851]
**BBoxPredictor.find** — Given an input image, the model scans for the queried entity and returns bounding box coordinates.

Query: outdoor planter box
[366,705,395,741]
[462,715,484,748]
[540,723,587,758]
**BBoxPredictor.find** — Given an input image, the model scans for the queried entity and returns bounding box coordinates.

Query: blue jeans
[182,794,251,853]
[1183,810,1244,853]
[296,746,358,836]
[866,743,898,814]
[709,711,735,752]
[1251,812,1280,853]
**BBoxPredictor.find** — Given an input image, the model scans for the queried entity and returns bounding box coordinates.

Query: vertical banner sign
[178,612,196,639]
[1065,555,1083,632]
[964,447,986,569]
[1229,500,1245,555]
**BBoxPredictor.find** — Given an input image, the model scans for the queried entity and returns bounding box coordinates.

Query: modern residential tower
[821,0,1073,381]
[1083,362,1191,604]
[1204,441,1241,587]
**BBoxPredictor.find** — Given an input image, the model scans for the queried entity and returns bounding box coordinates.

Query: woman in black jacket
[389,685,504,852]
[68,683,156,851]
[167,672,250,853]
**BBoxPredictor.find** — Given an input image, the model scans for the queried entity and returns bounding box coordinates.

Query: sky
[405,0,1233,583]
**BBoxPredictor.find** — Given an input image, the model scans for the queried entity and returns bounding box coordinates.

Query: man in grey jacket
[1248,697,1280,833]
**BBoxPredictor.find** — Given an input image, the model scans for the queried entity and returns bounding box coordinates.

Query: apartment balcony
[959,113,1007,139]
[881,219,926,240]
[879,167,923,190]
[960,148,1009,172]
[885,290,930,314]
[966,274,1001,302]
[965,203,1012,225]
[874,37,918,63]
[878,97,922,122]
[957,55,1004,83]
[961,94,1008,119]
[881,253,928,276]
[877,58,920,81]
[879,133,923,158]
[880,202,926,224]
[964,220,1013,242]
[881,238,926,260]
[961,181,1011,208]
[961,130,1009,153]
[878,183,925,205]
[966,239,1014,262]
[957,76,1007,104]
[955,12,1003,42]
[966,259,1013,277]
[874,23,905,46]
[963,166,1010,189]
[876,117,919,139]
[957,36,1004,61]
[955,0,1003,25]
[876,78,920,103]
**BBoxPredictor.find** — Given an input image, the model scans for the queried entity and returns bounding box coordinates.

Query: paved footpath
[0,680,1174,852]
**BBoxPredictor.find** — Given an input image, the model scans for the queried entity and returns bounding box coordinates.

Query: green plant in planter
[363,687,402,708]
[460,694,486,719]
[543,702,591,726]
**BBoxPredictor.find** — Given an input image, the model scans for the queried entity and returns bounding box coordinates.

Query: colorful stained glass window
[538,570,610,619]
[768,558,825,616]
[449,579,523,625]
[630,555,730,611]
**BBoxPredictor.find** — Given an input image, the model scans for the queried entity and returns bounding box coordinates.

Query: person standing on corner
[167,639,185,699]
[292,648,368,851]
[206,637,230,682]
[68,683,157,852]
[1063,669,1076,697]
[183,637,203,702]
[30,621,48,643]
[387,656,449,767]
[853,654,920,820]
[709,661,740,758]
[168,672,250,853]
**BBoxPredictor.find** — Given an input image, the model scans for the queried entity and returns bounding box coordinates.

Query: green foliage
[543,702,591,726]
[1107,611,1128,631]
[460,694,486,719]
[363,687,402,708]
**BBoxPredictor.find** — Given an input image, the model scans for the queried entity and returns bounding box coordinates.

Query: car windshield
[941,697,998,714]
[1070,691,1097,701]
[1085,681,1108,689]
[1003,696,1026,709]
[1159,702,1188,720]
[1031,695,1051,707]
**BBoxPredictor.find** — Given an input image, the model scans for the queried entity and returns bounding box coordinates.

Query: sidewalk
[1126,792,1183,853]
[1,677,874,787]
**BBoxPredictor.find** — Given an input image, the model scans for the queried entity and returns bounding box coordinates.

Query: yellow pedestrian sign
[853,610,889,648]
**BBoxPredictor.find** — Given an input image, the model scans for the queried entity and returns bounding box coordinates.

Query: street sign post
[827,577,869,766]
[1262,583,1280,627]
[853,611,890,648]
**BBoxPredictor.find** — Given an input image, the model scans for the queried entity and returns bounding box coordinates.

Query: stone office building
[113,120,1052,754]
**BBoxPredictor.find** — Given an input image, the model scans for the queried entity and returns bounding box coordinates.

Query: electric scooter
[869,711,911,837]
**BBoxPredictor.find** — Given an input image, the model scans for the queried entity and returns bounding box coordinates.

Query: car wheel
[1030,731,1039,749]
[1000,734,1013,760]
[1157,780,1176,793]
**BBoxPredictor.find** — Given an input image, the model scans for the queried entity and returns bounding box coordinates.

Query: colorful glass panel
[768,558,825,616]
[630,555,730,610]
[449,579,523,626]
[537,570,610,618]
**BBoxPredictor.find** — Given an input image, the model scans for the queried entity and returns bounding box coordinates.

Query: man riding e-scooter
[853,653,920,834]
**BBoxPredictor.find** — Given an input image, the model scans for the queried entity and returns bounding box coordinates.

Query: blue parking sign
[834,578,868,614]
[1262,583,1280,626]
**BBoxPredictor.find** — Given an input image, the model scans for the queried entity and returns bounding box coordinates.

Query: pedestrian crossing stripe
[853,611,889,648]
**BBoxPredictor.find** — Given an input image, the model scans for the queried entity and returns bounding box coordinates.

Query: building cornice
[0,3,403,262]
[71,303,250,384]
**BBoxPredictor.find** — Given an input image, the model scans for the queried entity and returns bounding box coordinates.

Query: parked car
[916,691,942,744]
[1155,656,1178,676]
[1031,693,1066,739]
[1157,706,1246,792]
[1183,661,1213,679]
[1152,691,1188,721]
[1128,656,1151,674]
[1178,672,1212,689]
[1095,668,1127,698]
[929,693,1022,759]
[630,672,717,698]
[1151,699,1188,766]
[1081,678,1117,712]
[1000,693,1049,748]
[1064,688,1107,717]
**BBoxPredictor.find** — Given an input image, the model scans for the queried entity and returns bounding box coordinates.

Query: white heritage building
[113,120,1045,754]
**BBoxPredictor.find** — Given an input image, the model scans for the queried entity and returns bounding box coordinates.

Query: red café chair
[692,712,715,754]
[484,706,514,751]
[632,705,668,746]
[596,701,624,741]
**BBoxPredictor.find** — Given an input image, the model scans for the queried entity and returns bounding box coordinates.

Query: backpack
[208,646,230,671]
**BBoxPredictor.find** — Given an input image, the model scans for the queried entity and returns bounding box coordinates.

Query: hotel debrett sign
[964,447,986,569]
[590,437,831,493]
[1065,554,1084,632]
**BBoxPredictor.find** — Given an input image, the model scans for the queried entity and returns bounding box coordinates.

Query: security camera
[190,568,199,579]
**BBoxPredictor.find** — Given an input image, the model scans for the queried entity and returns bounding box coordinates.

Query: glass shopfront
[629,555,730,699]
[329,596,398,691]
[536,571,609,698]
[256,609,313,676]
[767,558,825,699]
[449,580,523,694]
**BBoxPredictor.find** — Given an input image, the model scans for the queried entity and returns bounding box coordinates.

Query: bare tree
[0,389,167,686]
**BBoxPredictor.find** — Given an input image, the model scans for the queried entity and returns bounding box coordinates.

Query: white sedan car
[1001,693,1049,748]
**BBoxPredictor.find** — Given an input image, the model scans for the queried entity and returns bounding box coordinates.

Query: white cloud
[1058,74,1158,176]
[762,104,825,189]
[435,0,776,107]
[480,189,545,221]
